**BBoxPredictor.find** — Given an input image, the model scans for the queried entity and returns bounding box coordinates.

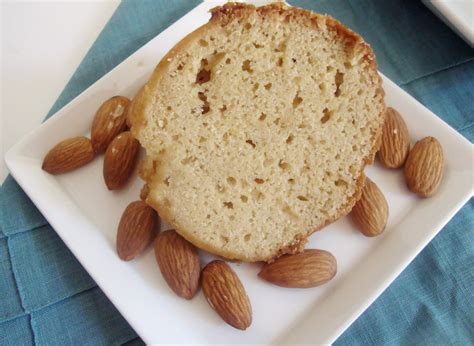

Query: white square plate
[5,1,473,344]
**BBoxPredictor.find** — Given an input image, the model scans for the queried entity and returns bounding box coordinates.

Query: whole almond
[103,131,140,190]
[154,230,200,299]
[91,96,130,154]
[202,260,252,330]
[42,136,94,174]
[140,184,150,201]
[350,178,389,237]
[117,201,159,261]
[379,107,410,168]
[404,136,444,197]
[259,249,337,288]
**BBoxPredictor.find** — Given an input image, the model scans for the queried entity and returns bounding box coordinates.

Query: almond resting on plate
[129,2,385,262]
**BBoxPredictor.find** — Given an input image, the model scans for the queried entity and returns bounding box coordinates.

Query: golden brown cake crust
[130,2,385,262]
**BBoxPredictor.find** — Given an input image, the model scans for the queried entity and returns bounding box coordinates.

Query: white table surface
[1,0,120,183]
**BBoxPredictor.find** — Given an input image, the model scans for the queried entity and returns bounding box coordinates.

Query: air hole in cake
[202,104,210,114]
[172,134,180,141]
[180,156,195,165]
[164,177,170,186]
[199,136,207,143]
[244,234,252,242]
[275,41,286,52]
[279,160,291,170]
[319,83,325,91]
[246,139,256,148]
[321,108,332,124]
[177,64,183,71]
[254,178,264,184]
[277,57,283,66]
[253,43,263,48]
[227,176,237,186]
[251,189,265,201]
[282,204,298,219]
[344,61,352,69]
[297,195,309,201]
[264,82,272,90]
[242,59,253,73]
[220,235,229,245]
[223,202,234,209]
[286,134,294,144]
[253,82,260,92]
[288,178,295,184]
[245,22,252,30]
[217,184,226,193]
[197,92,210,114]
[327,65,334,72]
[240,195,248,203]
[259,113,267,121]
[196,69,211,84]
[335,71,344,97]
[292,93,303,108]
[335,179,348,187]
[225,58,231,64]
[199,39,208,47]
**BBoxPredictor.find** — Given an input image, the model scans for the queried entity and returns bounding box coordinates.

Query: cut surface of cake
[130,2,385,262]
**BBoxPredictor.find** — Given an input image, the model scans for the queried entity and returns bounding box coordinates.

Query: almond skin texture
[154,230,200,299]
[103,131,140,190]
[379,107,410,168]
[258,249,337,288]
[91,96,130,154]
[42,136,95,174]
[350,178,389,237]
[202,260,252,330]
[117,201,159,261]
[126,86,144,129]
[404,136,444,197]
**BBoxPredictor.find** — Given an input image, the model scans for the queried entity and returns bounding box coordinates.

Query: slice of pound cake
[130,2,385,262]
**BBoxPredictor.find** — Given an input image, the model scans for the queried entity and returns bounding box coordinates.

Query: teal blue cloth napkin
[1,1,473,344]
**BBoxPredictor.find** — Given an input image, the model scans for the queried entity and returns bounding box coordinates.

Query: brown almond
[103,131,140,190]
[350,178,389,237]
[42,136,95,174]
[91,96,130,154]
[379,107,410,168]
[154,230,200,299]
[404,136,444,197]
[126,86,145,129]
[202,260,252,330]
[259,249,337,288]
[116,201,159,261]
[140,184,150,201]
